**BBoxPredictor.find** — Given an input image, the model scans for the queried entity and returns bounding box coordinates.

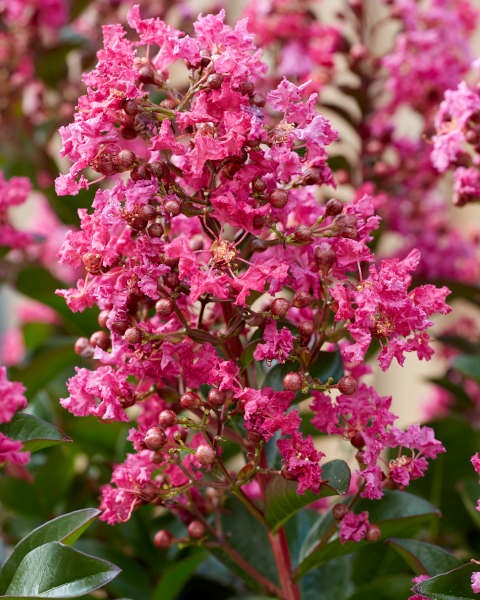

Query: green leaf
[9,341,77,401]
[208,497,278,592]
[300,555,353,600]
[457,478,480,528]
[3,541,120,598]
[0,413,69,453]
[15,266,97,336]
[264,460,351,531]
[452,355,480,382]
[347,574,414,600]
[309,350,344,384]
[152,551,205,600]
[262,362,298,391]
[414,562,480,600]
[387,539,461,576]
[295,491,439,579]
[0,509,99,594]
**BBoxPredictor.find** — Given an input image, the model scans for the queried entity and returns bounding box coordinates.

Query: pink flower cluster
[54,5,448,531]
[0,367,29,466]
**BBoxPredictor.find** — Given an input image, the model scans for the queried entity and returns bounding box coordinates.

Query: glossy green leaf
[208,497,278,592]
[347,574,414,600]
[0,413,69,453]
[0,509,99,594]
[152,551,205,600]
[264,460,350,531]
[15,267,97,336]
[9,341,77,401]
[309,350,344,384]
[387,538,461,576]
[457,478,480,528]
[452,355,480,382]
[300,555,353,600]
[296,491,440,579]
[3,541,120,598]
[414,562,479,600]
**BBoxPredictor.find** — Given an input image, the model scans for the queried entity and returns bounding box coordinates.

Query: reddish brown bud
[89,330,111,351]
[252,177,266,194]
[269,188,289,208]
[138,64,156,85]
[333,503,348,520]
[314,245,336,270]
[293,225,312,244]
[144,427,167,451]
[158,409,177,427]
[98,310,109,329]
[252,214,266,229]
[124,326,143,345]
[164,199,181,216]
[271,298,290,317]
[116,149,135,171]
[147,222,164,238]
[154,529,173,548]
[206,73,223,89]
[302,166,322,185]
[298,321,314,338]
[325,198,344,217]
[131,164,152,181]
[163,271,179,289]
[195,444,216,466]
[180,391,199,410]
[338,375,358,395]
[187,520,206,539]
[283,372,303,392]
[240,81,255,96]
[74,337,92,357]
[366,524,381,542]
[110,318,132,335]
[350,431,365,449]
[155,298,174,317]
[207,388,226,408]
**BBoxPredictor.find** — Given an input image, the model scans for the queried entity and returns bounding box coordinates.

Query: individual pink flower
[339,510,370,543]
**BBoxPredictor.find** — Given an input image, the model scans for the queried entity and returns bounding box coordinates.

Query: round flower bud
[293,225,312,244]
[144,427,167,451]
[74,337,91,357]
[269,189,289,208]
[163,271,179,289]
[207,388,226,408]
[180,392,200,410]
[147,222,164,238]
[350,431,365,449]
[155,298,174,317]
[298,321,314,338]
[252,177,266,194]
[271,298,290,317]
[195,444,216,466]
[89,330,111,351]
[138,64,156,84]
[283,372,303,392]
[187,520,206,539]
[154,529,173,549]
[333,503,348,521]
[124,326,143,345]
[206,73,223,89]
[98,310,109,329]
[292,291,311,308]
[164,199,181,216]
[158,409,177,428]
[366,524,381,542]
[338,376,358,395]
[325,198,343,217]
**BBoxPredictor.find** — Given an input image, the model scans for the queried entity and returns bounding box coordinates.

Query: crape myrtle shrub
[2,1,480,599]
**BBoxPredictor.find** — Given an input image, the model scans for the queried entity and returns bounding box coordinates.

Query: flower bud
[271,298,290,317]
[269,189,289,208]
[338,375,358,395]
[207,388,226,408]
[154,529,173,548]
[155,298,174,317]
[325,198,343,217]
[144,427,167,451]
[195,444,216,466]
[187,520,206,539]
[366,524,381,542]
[158,409,177,427]
[283,372,303,392]
[89,330,111,351]
[124,326,144,345]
